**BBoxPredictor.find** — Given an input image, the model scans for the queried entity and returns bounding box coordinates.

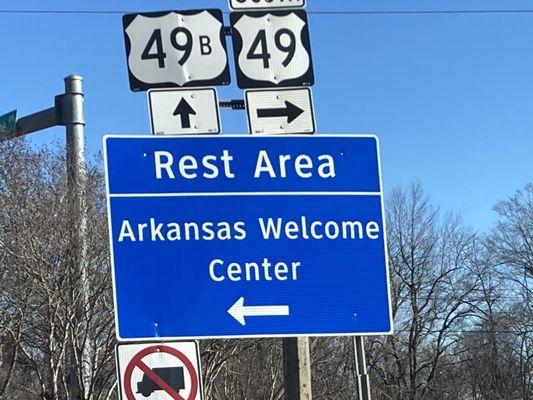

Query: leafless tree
[0,139,116,399]
[476,183,533,400]
[1,139,531,400]
[203,339,284,400]
[367,184,481,400]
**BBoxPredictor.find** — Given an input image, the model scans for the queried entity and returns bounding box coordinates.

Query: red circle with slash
[124,345,199,400]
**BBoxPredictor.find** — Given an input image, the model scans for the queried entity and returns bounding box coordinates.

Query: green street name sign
[0,110,17,136]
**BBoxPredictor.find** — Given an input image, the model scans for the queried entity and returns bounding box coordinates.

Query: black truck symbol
[137,367,185,397]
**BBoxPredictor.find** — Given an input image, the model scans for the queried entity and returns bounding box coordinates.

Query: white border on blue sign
[103,134,395,341]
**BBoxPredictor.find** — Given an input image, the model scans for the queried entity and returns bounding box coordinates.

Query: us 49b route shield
[123,10,231,91]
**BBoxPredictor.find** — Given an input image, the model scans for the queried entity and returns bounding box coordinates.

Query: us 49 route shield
[230,10,314,88]
[104,135,393,340]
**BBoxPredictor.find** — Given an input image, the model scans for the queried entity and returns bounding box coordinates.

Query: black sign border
[230,10,315,89]
[123,9,231,92]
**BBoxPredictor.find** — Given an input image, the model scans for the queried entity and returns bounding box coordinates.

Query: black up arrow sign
[257,101,304,124]
[173,98,196,129]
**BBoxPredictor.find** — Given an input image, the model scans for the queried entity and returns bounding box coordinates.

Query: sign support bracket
[219,99,246,110]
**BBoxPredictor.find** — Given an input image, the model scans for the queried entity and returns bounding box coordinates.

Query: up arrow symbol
[228,297,290,326]
[173,98,196,129]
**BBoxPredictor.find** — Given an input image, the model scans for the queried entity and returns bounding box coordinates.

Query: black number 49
[141,28,213,68]
[246,28,296,68]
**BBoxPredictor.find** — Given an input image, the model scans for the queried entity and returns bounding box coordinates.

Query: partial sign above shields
[123,10,231,91]
[230,0,306,11]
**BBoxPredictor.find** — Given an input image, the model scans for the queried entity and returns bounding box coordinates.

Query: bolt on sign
[122,10,231,91]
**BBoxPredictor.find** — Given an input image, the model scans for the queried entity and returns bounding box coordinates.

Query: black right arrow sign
[173,98,197,129]
[257,101,304,124]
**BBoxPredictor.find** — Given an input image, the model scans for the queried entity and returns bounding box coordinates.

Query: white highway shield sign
[117,341,203,400]
[245,88,315,134]
[230,0,306,11]
[123,10,230,91]
[148,88,221,135]
[231,10,314,88]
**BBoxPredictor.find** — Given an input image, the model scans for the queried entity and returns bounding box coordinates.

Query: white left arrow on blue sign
[228,297,290,326]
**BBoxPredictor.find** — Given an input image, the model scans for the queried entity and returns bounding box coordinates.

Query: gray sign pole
[63,75,92,399]
[1,75,90,399]
[354,336,371,400]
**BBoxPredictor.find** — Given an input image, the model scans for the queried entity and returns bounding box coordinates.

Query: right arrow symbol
[228,297,290,326]
[173,98,197,129]
[257,101,304,124]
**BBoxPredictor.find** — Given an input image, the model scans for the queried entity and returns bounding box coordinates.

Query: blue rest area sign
[104,135,393,340]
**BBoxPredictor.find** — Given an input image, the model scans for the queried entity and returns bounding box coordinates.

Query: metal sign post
[0,75,90,399]
[354,336,371,400]
[283,337,312,400]
[63,75,92,399]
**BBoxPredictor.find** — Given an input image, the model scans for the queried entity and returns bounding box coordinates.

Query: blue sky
[0,0,532,231]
